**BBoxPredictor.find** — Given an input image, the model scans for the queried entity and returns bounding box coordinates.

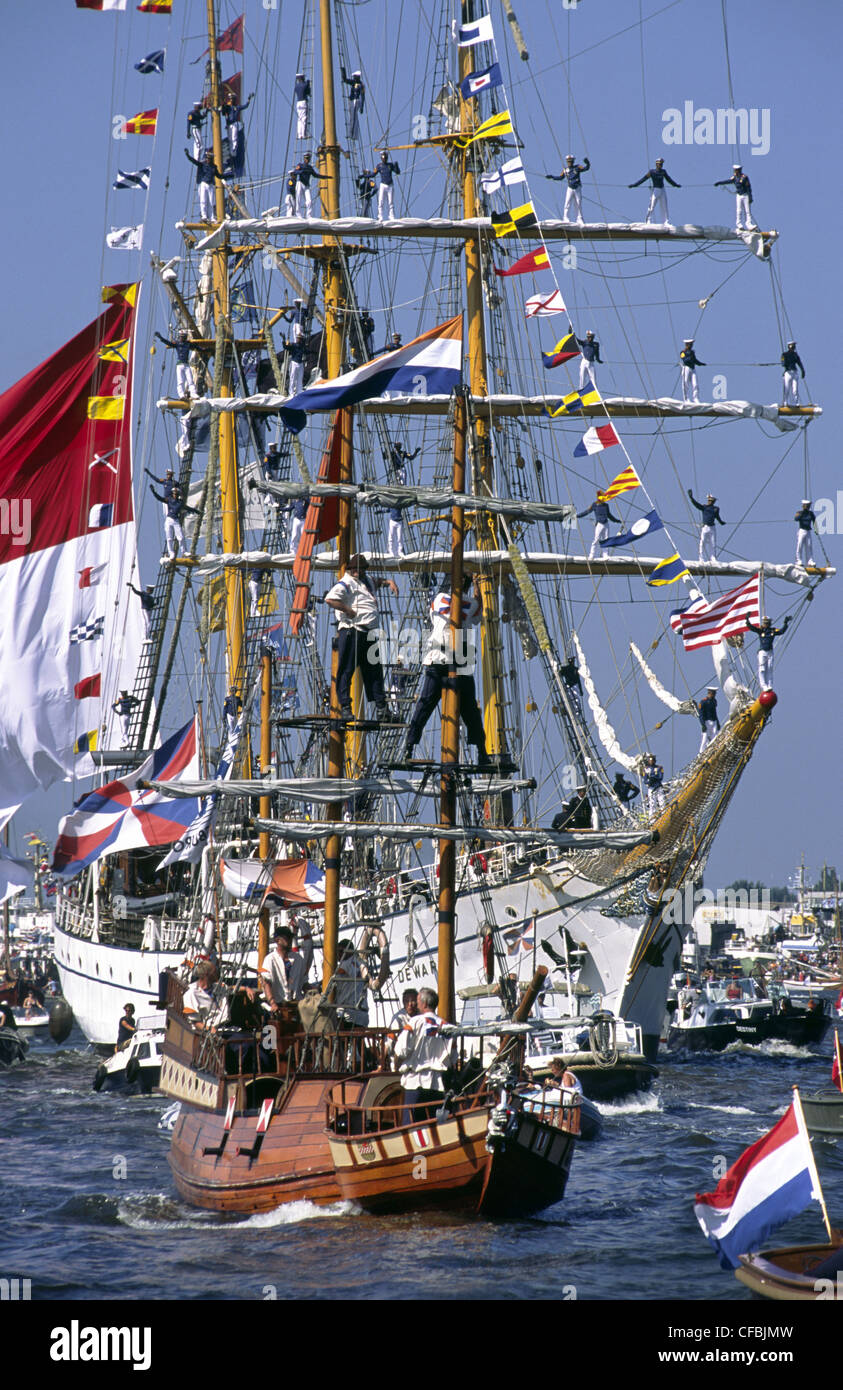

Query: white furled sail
[630,643,696,714]
[572,633,638,772]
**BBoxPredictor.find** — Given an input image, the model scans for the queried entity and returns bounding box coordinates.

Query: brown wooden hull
[735,1240,843,1300]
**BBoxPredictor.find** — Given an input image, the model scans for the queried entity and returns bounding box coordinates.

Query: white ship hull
[53,917,182,1048]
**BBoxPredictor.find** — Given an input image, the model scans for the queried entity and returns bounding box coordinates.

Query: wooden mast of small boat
[437,391,467,1023]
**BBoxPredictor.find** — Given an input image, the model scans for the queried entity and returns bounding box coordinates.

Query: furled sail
[572,633,638,772]
[630,643,696,714]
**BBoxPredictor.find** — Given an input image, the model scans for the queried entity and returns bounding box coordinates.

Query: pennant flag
[88,503,115,528]
[218,14,244,52]
[668,573,760,646]
[491,202,537,238]
[76,0,127,9]
[101,282,139,305]
[526,289,567,320]
[480,156,525,196]
[574,423,620,457]
[459,62,502,100]
[52,719,199,878]
[69,616,105,644]
[157,718,241,868]
[280,316,462,433]
[494,247,550,278]
[646,553,689,587]
[106,226,143,251]
[457,14,495,46]
[74,674,102,700]
[73,729,99,755]
[78,564,107,589]
[86,395,125,420]
[123,109,158,135]
[134,49,165,73]
[98,339,130,363]
[546,385,602,416]
[541,332,579,369]
[694,1098,821,1270]
[113,167,151,191]
[137,0,171,11]
[600,465,641,500]
[454,109,513,149]
[601,510,664,549]
[289,410,346,634]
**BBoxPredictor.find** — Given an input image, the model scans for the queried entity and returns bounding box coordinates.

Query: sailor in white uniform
[746,615,792,692]
[680,340,704,403]
[628,157,680,224]
[293,73,310,140]
[794,500,816,568]
[376,151,400,221]
[781,342,805,406]
[697,688,720,754]
[577,330,602,390]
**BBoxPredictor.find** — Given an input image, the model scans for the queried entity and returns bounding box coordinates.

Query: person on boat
[577,330,602,390]
[112,690,139,747]
[552,788,592,830]
[325,553,399,722]
[386,439,420,484]
[402,575,490,766]
[145,466,176,519]
[359,308,376,358]
[745,614,792,691]
[284,330,307,396]
[220,89,253,176]
[260,925,307,1007]
[687,489,725,562]
[294,152,330,219]
[356,168,377,217]
[127,581,157,638]
[281,298,306,331]
[643,753,665,814]
[385,501,405,558]
[393,987,455,1122]
[781,341,805,406]
[794,499,816,568]
[714,163,756,232]
[186,99,206,155]
[184,146,227,223]
[248,566,270,619]
[546,154,591,225]
[154,328,195,400]
[223,688,242,734]
[333,940,369,1028]
[183,961,230,1029]
[560,653,583,713]
[697,686,720,752]
[287,490,309,553]
[378,331,403,355]
[613,772,640,811]
[577,492,622,560]
[116,1002,136,1050]
[340,67,365,140]
[150,483,198,559]
[679,340,705,403]
[262,442,281,482]
[389,988,419,1036]
[628,157,680,224]
[22,992,40,1018]
[283,166,298,218]
[293,71,311,140]
[375,150,400,221]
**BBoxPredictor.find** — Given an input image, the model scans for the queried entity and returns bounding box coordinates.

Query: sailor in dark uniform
[577,329,602,390]
[341,67,365,140]
[386,440,420,485]
[559,654,583,713]
[697,687,720,754]
[643,753,665,814]
[294,152,330,219]
[781,341,805,406]
[221,90,253,175]
[112,690,140,747]
[745,615,792,691]
[287,491,309,553]
[794,499,816,569]
[127,581,157,638]
[687,489,725,562]
[578,492,621,560]
[281,298,305,330]
[155,328,195,399]
[714,164,756,231]
[546,154,591,225]
[680,339,705,403]
[356,169,377,217]
[223,688,243,734]
[628,157,680,224]
[150,483,198,558]
[187,100,206,156]
[552,788,592,830]
[283,166,298,218]
[145,466,176,520]
[376,151,400,221]
[294,72,311,140]
[284,331,307,395]
[185,147,226,223]
[262,443,281,481]
[248,566,270,618]
[613,772,640,813]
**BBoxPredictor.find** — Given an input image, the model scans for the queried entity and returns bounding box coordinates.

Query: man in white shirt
[324,553,398,721]
[402,575,489,765]
[393,987,455,1121]
[260,926,307,1007]
[182,961,229,1030]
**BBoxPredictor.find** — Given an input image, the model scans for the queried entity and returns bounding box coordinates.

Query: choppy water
[2,1026,841,1303]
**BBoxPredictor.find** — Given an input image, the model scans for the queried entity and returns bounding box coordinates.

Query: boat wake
[597,1091,662,1117]
[686,1101,755,1115]
[114,1193,360,1231]
[724,1039,815,1060]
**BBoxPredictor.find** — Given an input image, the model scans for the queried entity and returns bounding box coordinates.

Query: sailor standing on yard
[794,499,816,568]
[150,483,198,559]
[294,153,330,219]
[714,164,756,232]
[628,157,680,224]
[679,340,705,403]
[745,615,792,692]
[577,330,602,390]
[687,489,724,562]
[578,492,621,560]
[293,72,311,140]
[643,753,665,814]
[781,342,806,406]
[386,502,405,558]
[186,100,206,155]
[184,147,226,224]
[546,154,591,225]
[112,690,139,748]
[697,687,720,753]
[376,151,400,221]
[324,554,398,722]
[154,328,195,400]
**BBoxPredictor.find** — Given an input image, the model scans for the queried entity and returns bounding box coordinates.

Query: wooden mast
[437,392,468,1023]
[258,651,272,969]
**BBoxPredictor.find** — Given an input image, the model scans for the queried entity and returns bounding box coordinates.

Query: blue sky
[1,0,839,889]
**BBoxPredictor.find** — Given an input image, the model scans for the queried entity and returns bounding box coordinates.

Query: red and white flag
[670,574,760,652]
[833,1032,842,1093]
[524,289,567,318]
[573,423,620,457]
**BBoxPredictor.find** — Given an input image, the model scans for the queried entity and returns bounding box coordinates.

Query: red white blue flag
[670,574,760,650]
[694,1098,821,1269]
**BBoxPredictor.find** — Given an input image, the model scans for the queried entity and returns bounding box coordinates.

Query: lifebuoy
[360,925,391,991]
[125,1056,141,1084]
[92,1064,107,1092]
[387,877,397,897]
[482,932,495,984]
[470,853,488,874]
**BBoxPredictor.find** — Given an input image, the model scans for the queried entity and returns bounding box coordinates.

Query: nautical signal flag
[74,674,102,700]
[218,14,244,52]
[78,564,107,588]
[525,289,567,318]
[74,729,100,756]
[457,14,495,46]
[106,226,143,251]
[599,465,641,500]
[123,109,158,135]
[459,62,503,100]
[647,554,690,587]
[480,156,526,195]
[113,167,151,190]
[88,504,115,528]
[574,423,620,457]
[98,339,130,363]
[491,202,537,238]
[668,573,760,645]
[454,109,513,149]
[101,282,139,305]
[494,247,549,278]
[546,386,601,416]
[601,510,664,549]
[541,333,579,369]
[137,0,171,11]
[135,49,165,74]
[76,0,127,9]
[86,396,125,421]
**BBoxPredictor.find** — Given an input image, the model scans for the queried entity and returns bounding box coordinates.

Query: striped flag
[76,0,127,9]
[491,202,537,237]
[73,729,100,755]
[832,1033,842,1092]
[669,574,760,647]
[598,465,641,500]
[137,0,171,11]
[546,386,601,416]
[123,109,158,134]
[459,62,502,99]
[647,554,690,586]
[574,424,620,457]
[455,109,513,149]
[457,14,495,46]
[494,247,549,278]
[525,289,567,318]
[480,156,525,195]
[541,333,579,368]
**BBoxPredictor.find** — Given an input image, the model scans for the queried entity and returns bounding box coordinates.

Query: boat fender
[482,931,495,984]
[92,1064,107,1092]
[125,1056,141,1084]
[48,999,74,1044]
[360,925,390,991]
[470,853,488,874]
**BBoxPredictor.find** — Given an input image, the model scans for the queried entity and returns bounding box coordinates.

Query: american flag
[670,574,760,651]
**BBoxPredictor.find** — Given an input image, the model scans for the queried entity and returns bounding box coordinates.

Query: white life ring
[360,924,391,991]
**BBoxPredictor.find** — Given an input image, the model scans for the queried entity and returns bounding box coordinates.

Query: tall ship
[0,0,830,1108]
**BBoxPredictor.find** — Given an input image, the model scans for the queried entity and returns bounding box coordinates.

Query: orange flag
[124,109,158,134]
[288,410,349,636]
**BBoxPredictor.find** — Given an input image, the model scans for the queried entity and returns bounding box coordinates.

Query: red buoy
[758,689,778,710]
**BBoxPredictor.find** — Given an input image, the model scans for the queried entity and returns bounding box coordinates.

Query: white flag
[480,157,526,196]
[106,225,143,251]
[457,14,494,46]
[0,845,34,905]
[524,289,567,318]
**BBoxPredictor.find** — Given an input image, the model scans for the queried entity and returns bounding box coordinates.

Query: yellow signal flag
[86,396,126,420]
[599,465,642,500]
[454,108,514,149]
[490,202,537,238]
[98,339,130,363]
[101,283,139,307]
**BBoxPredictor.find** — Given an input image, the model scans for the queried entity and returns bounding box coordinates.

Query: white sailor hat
[683,338,694,344]
[801,498,811,506]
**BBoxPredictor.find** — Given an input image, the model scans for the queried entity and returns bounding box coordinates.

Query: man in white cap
[781,341,805,406]
[745,615,792,691]
[546,154,591,225]
[794,500,816,568]
[340,67,365,140]
[376,150,400,221]
[687,488,725,562]
[714,164,756,231]
[577,329,602,390]
[679,339,705,403]
[628,156,680,224]
[697,687,720,754]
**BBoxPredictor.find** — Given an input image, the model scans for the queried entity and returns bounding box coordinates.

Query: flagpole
[792,1084,833,1242]
[835,1030,843,1095]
